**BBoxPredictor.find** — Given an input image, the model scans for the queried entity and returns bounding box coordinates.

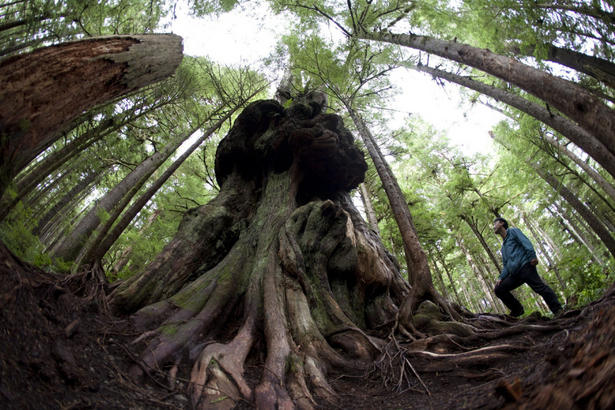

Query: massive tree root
[110,98,409,408]
[108,97,581,408]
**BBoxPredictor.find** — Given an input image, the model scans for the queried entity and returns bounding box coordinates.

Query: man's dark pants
[494,263,562,315]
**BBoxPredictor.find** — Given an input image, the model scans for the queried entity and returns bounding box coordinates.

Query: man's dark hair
[494,217,508,229]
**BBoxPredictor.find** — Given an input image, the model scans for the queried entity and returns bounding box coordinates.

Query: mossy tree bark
[110,99,411,408]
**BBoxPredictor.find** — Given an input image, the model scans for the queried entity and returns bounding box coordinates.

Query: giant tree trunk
[109,99,414,408]
[358,30,615,158]
[0,34,183,198]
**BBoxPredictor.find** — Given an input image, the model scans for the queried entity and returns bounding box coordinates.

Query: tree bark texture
[109,99,414,408]
[359,30,615,159]
[0,34,183,197]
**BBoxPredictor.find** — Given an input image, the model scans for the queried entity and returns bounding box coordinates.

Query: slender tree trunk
[587,200,615,232]
[459,214,502,272]
[358,182,379,234]
[534,218,561,258]
[0,34,183,198]
[344,103,441,316]
[521,213,566,292]
[111,209,161,276]
[540,132,615,204]
[358,30,615,157]
[548,204,605,266]
[52,119,203,262]
[521,159,615,260]
[9,99,165,206]
[434,246,461,305]
[427,252,451,302]
[457,238,502,313]
[33,169,101,236]
[414,64,615,179]
[473,251,506,313]
[543,171,615,259]
[77,114,232,268]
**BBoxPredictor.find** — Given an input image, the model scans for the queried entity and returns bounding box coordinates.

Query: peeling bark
[0,34,183,197]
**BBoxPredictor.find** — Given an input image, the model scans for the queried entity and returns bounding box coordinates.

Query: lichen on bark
[111,97,411,408]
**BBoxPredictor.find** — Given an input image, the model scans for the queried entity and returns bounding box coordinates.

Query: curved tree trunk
[110,99,411,408]
[343,103,446,322]
[545,45,615,90]
[358,30,615,158]
[51,118,206,262]
[510,44,615,90]
[77,113,233,268]
[414,64,615,179]
[0,33,183,198]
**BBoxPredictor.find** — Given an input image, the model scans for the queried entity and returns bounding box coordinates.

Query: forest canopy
[1,0,614,408]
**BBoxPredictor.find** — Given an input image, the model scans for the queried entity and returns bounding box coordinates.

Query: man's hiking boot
[509,308,524,318]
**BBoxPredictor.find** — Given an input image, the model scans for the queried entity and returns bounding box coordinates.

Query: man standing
[493,217,562,317]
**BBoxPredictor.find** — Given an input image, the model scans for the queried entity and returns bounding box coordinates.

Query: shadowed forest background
[1,0,614,409]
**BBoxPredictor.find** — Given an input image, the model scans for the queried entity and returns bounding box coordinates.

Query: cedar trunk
[0,34,183,198]
[109,99,416,408]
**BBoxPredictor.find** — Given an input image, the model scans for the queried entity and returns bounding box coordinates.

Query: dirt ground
[1,243,614,409]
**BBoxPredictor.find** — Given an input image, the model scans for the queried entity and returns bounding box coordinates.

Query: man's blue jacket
[499,227,537,280]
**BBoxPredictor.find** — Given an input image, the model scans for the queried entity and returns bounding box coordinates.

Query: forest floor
[1,243,614,409]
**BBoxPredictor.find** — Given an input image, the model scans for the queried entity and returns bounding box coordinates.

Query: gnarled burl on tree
[110,96,423,409]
